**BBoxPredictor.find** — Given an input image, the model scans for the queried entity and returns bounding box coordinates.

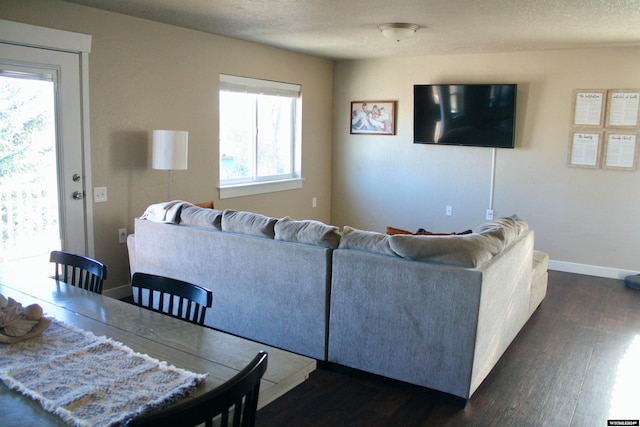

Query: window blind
[220,74,301,98]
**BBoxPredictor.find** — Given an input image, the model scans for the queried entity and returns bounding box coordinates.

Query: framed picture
[602,131,638,170]
[605,89,640,128]
[571,89,606,127]
[350,100,396,135]
[568,130,602,168]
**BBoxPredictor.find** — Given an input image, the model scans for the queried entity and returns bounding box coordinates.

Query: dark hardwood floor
[256,271,640,426]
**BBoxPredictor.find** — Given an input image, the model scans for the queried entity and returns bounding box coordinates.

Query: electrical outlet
[312,197,317,208]
[486,209,494,220]
[118,228,127,244]
[445,205,453,216]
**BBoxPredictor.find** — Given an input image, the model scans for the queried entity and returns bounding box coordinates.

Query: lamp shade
[152,130,188,170]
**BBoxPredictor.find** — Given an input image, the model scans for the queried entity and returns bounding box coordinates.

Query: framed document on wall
[572,89,606,127]
[568,130,602,168]
[605,89,640,128]
[602,131,638,170]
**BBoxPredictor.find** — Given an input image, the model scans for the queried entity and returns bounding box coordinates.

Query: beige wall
[332,48,640,277]
[1,0,334,289]
[3,0,639,284]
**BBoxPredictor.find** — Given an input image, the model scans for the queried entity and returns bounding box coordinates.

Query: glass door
[0,43,88,272]
[0,72,60,267]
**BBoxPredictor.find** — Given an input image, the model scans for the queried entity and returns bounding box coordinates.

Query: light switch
[94,187,107,203]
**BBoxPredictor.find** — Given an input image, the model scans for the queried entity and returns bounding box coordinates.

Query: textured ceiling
[62,0,640,59]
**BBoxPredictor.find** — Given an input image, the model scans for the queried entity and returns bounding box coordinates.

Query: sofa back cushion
[389,233,504,268]
[274,217,341,249]
[179,206,223,230]
[221,210,277,239]
[474,216,528,247]
[339,216,529,268]
[338,226,397,256]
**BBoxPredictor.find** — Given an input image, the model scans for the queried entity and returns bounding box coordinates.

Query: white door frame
[0,19,95,257]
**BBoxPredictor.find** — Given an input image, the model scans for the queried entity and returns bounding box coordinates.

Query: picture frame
[568,130,602,168]
[571,89,606,127]
[605,89,640,128]
[350,100,396,135]
[602,131,639,171]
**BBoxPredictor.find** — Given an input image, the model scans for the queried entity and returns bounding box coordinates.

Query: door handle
[72,191,84,200]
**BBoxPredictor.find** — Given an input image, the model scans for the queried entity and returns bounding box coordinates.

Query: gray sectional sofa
[127,204,548,401]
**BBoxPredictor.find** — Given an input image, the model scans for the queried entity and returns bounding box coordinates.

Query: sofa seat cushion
[275,217,341,249]
[180,206,223,230]
[221,210,277,239]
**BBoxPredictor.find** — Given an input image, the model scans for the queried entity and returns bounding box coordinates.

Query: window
[219,74,302,199]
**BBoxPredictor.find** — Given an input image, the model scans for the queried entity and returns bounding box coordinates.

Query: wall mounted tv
[414,84,517,148]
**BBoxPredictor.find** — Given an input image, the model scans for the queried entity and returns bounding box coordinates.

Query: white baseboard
[549,260,639,280]
[103,283,132,300]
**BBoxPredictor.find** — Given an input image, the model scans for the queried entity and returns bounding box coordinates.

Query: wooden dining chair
[50,250,107,294]
[131,272,213,325]
[126,351,268,427]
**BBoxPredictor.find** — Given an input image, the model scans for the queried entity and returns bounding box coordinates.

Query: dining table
[0,263,316,426]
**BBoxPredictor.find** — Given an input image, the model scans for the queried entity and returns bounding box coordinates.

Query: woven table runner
[0,319,207,426]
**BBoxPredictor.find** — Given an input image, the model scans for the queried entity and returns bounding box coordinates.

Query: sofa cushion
[339,226,397,256]
[221,210,277,239]
[389,233,504,267]
[275,217,341,249]
[179,206,223,230]
[474,216,528,245]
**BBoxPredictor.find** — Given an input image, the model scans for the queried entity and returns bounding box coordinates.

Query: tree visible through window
[219,75,301,192]
[0,74,60,262]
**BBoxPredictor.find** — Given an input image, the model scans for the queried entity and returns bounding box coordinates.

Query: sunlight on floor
[609,335,640,420]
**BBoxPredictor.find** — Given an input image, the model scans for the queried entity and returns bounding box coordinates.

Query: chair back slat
[168,293,175,317]
[50,251,107,294]
[131,272,213,326]
[126,352,268,427]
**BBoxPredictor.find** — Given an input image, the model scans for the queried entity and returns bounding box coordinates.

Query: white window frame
[218,74,302,199]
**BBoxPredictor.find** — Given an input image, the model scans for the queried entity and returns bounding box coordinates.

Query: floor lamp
[152,130,188,200]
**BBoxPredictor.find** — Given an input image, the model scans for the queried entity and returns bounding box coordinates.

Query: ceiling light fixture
[378,23,420,42]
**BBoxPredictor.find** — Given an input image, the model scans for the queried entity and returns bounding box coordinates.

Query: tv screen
[414,84,517,148]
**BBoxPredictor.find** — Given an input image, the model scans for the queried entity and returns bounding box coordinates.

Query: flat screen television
[414,84,517,148]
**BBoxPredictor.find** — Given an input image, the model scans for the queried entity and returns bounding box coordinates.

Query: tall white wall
[332,48,640,277]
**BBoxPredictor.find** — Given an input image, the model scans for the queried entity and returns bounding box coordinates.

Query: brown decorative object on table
[0,295,51,343]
